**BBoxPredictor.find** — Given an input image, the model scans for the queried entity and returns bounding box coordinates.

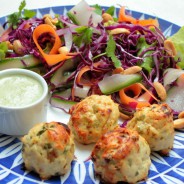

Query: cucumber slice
[98,74,142,95]
[0,55,41,70]
[50,89,77,110]
[166,85,184,112]
[50,59,76,87]
[50,97,77,111]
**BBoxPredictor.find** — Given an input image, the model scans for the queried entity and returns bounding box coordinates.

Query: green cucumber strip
[0,55,41,70]
[98,74,142,95]
[50,97,77,110]
[50,88,77,110]
[52,88,72,98]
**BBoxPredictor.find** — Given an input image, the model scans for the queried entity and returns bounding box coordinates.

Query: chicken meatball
[68,95,120,144]
[21,121,75,180]
[127,103,174,154]
[91,128,151,184]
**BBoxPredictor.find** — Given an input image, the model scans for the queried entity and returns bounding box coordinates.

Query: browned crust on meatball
[91,128,140,161]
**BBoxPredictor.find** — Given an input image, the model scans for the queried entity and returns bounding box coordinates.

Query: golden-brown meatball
[68,95,120,144]
[91,128,151,184]
[127,103,174,154]
[21,121,75,180]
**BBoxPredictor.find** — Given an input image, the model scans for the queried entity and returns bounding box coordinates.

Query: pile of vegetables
[0,0,184,119]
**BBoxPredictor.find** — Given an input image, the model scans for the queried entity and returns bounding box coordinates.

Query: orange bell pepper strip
[33,24,73,66]
[119,83,159,108]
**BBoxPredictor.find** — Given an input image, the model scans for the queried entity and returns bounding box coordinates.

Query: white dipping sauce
[0,74,43,107]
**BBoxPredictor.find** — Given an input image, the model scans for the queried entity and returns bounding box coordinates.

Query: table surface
[0,0,183,27]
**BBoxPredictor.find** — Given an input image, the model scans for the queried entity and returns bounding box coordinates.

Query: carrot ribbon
[33,24,73,66]
[76,62,102,86]
[118,6,159,27]
[119,83,159,108]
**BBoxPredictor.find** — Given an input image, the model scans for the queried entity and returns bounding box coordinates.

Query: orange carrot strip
[72,63,102,99]
[118,6,136,24]
[137,83,159,102]
[76,62,102,86]
[119,84,149,108]
[119,83,159,109]
[33,24,72,66]
[118,6,159,28]
[136,19,159,28]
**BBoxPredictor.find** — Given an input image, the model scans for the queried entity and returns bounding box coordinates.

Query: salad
[0,0,184,121]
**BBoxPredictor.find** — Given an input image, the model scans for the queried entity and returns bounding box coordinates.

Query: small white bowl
[0,68,48,136]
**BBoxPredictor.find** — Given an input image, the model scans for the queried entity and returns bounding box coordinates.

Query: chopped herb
[37,129,46,136]
[135,171,139,176]
[50,124,55,128]
[37,124,48,136]
[55,14,64,28]
[44,143,52,150]
[106,35,121,68]
[7,0,35,29]
[7,13,20,29]
[92,4,102,15]
[177,61,184,69]
[67,12,80,25]
[137,37,155,73]
[73,26,93,47]
[19,0,26,13]
[23,9,36,19]
[105,6,115,16]
[36,124,58,136]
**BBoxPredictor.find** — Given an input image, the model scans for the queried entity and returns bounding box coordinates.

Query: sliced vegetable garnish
[50,89,77,112]
[98,74,142,94]
[118,6,158,27]
[50,59,76,87]
[50,96,77,112]
[119,83,159,108]
[163,68,184,88]
[118,6,136,24]
[33,24,73,66]
[72,85,90,99]
[69,0,102,26]
[0,55,41,70]
[166,85,184,112]
[76,62,102,86]
[119,83,150,108]
[137,19,159,28]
